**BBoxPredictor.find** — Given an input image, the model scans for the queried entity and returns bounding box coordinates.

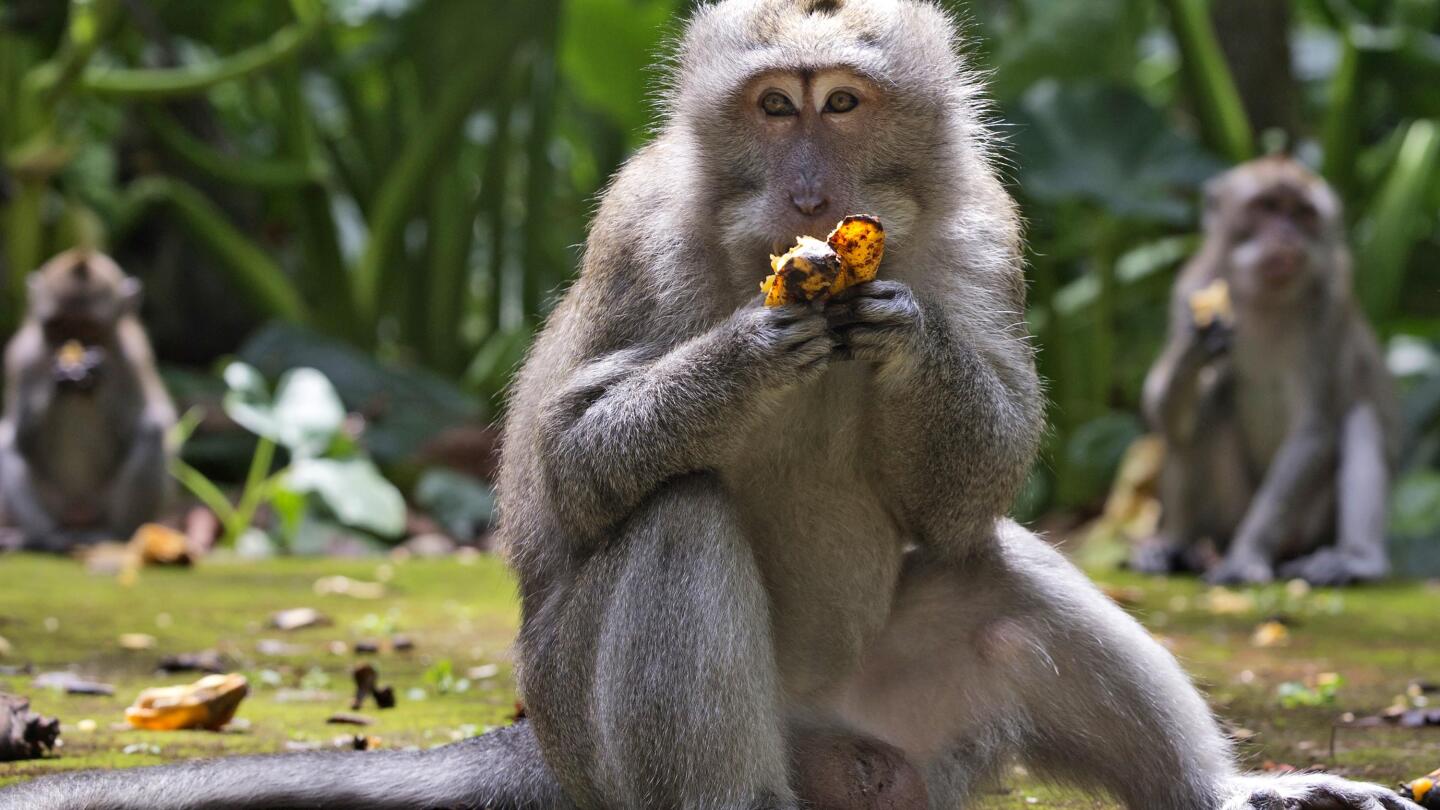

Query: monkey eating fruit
[762,214,884,306]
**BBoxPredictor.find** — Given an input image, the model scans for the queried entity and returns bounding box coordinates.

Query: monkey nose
[791,190,828,216]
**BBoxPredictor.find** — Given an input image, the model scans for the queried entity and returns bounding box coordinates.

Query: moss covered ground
[1,554,1437,807]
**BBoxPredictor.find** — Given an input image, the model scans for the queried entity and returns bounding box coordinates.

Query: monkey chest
[1233,350,1306,471]
[721,364,908,700]
[41,395,123,494]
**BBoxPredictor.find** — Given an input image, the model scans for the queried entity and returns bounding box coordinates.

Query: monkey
[0,249,176,552]
[0,3,1418,810]
[1132,156,1399,587]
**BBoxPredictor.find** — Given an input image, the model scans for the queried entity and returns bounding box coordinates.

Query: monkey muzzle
[52,340,107,391]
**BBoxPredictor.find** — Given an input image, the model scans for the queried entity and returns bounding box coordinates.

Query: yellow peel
[1188,279,1233,329]
[762,215,886,307]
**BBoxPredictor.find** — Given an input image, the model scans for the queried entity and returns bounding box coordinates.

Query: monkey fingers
[825,280,921,361]
[1223,774,1421,810]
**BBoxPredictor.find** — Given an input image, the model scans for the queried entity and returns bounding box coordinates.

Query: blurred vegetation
[0,0,1437,542]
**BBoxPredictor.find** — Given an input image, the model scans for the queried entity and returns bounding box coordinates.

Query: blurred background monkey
[1136,156,1398,586]
[0,249,175,551]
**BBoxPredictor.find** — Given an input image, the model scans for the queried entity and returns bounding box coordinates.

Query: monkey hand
[825,280,922,363]
[1195,318,1233,359]
[735,304,835,382]
[1205,552,1275,586]
[1223,773,1420,810]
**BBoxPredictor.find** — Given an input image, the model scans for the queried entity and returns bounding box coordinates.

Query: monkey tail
[0,720,572,810]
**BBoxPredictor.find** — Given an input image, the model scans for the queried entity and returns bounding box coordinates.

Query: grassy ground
[1,553,1438,806]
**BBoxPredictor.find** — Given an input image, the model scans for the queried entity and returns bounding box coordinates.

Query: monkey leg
[0,437,67,551]
[832,522,1237,809]
[1278,403,1391,586]
[103,416,169,539]
[518,471,794,810]
[831,523,1414,810]
[1134,413,1252,576]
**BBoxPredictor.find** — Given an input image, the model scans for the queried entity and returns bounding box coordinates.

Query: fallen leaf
[269,608,331,631]
[313,576,386,600]
[119,633,157,651]
[1251,621,1290,648]
[31,672,114,696]
[1206,588,1256,616]
[158,651,227,675]
[326,712,373,726]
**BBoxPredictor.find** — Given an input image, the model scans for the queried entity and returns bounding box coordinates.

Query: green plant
[169,362,405,553]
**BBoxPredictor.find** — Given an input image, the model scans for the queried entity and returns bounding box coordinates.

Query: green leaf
[285,457,406,538]
[414,468,495,540]
[559,0,673,139]
[222,362,282,441]
[1391,469,1440,538]
[269,368,347,458]
[1355,119,1440,322]
[1158,0,1255,163]
[222,363,346,456]
[1009,82,1224,224]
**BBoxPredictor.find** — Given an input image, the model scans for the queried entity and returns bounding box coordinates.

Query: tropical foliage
[0,0,1436,539]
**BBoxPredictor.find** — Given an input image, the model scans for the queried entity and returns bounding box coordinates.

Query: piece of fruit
[1188,279,1234,329]
[124,673,248,731]
[762,215,885,307]
[826,214,885,292]
[1400,768,1440,808]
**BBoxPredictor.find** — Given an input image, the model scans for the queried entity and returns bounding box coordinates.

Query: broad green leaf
[270,368,347,458]
[1009,81,1224,224]
[559,0,675,140]
[414,468,495,540]
[286,457,406,538]
[222,362,282,441]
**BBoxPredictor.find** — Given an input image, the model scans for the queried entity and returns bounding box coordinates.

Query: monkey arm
[831,281,1043,546]
[1213,419,1338,583]
[1141,334,1222,442]
[534,305,831,542]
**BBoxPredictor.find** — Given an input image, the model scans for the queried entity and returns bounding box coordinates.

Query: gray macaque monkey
[0,4,1418,810]
[1133,156,1398,587]
[0,249,175,551]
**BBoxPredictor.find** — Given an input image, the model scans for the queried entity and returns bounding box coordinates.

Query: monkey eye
[761,91,798,117]
[825,90,859,113]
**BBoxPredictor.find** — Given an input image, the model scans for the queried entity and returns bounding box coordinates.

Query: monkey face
[1208,158,1343,306]
[28,251,140,349]
[673,0,964,283]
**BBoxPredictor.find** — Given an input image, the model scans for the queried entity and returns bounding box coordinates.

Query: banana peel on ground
[125,673,248,731]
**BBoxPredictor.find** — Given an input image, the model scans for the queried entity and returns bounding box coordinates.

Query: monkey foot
[1205,555,1275,586]
[1129,536,1208,576]
[1277,549,1388,588]
[1223,773,1419,810]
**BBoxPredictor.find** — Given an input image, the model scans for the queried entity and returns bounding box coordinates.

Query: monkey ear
[119,277,144,314]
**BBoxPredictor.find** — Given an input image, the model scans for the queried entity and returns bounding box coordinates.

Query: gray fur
[0,5,1417,810]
